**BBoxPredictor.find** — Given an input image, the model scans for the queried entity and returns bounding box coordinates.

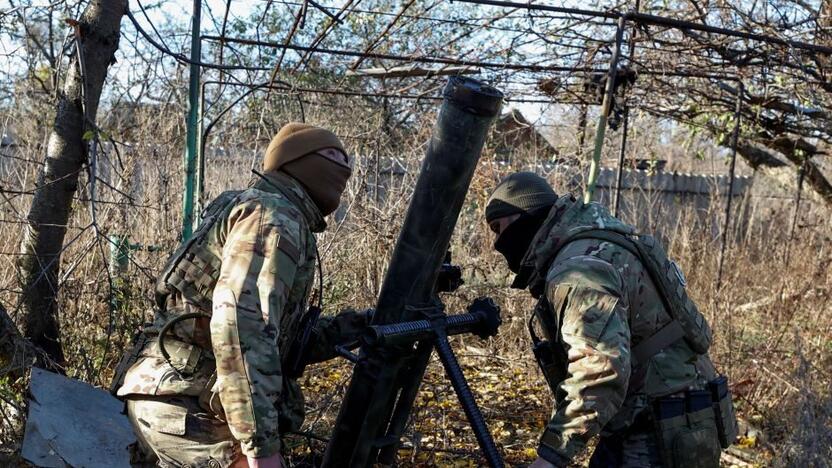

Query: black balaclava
[486,172,558,273]
[493,207,550,273]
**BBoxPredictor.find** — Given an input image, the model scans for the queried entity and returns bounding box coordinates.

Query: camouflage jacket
[516,196,716,465]
[117,172,367,458]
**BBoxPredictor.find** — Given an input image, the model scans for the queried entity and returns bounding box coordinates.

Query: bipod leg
[433,330,504,468]
[377,340,434,465]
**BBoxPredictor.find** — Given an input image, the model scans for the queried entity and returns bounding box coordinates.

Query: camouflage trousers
[127,396,246,468]
[587,421,720,468]
[589,429,664,468]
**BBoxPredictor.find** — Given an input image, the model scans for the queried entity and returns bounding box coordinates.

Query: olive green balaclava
[485,172,558,224]
[263,123,350,215]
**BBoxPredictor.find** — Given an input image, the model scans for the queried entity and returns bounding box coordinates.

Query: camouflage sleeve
[304,308,372,365]
[211,198,303,458]
[537,255,631,465]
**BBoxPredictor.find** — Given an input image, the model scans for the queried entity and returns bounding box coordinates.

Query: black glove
[467,297,501,339]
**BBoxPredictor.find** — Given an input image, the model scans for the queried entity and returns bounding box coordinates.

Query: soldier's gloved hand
[246,452,284,468]
[302,307,375,365]
[467,297,501,339]
[335,307,374,336]
[357,307,375,326]
[529,457,558,468]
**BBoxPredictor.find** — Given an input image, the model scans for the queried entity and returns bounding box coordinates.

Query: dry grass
[1,97,831,467]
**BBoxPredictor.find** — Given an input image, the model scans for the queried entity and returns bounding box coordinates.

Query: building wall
[585,167,809,245]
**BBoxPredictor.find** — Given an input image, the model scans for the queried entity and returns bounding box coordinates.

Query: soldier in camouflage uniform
[485,172,734,468]
[113,123,370,468]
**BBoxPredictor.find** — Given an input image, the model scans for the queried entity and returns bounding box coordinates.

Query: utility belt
[602,381,737,468]
[532,334,736,448]
[111,328,229,422]
[530,332,738,458]
[650,380,737,451]
[528,304,738,465]
[650,377,737,467]
[652,378,738,449]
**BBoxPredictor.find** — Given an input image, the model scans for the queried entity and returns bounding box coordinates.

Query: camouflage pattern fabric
[520,195,718,466]
[118,172,368,462]
[127,397,240,467]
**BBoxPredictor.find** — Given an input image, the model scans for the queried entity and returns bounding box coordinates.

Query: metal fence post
[784,158,807,265]
[585,15,627,204]
[715,82,743,289]
[182,0,202,240]
[612,107,630,216]
[612,1,639,217]
[108,234,129,313]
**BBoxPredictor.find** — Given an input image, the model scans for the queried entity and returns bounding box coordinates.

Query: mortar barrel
[322,77,503,467]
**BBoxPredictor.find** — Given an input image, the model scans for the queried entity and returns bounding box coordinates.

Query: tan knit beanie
[263,122,346,172]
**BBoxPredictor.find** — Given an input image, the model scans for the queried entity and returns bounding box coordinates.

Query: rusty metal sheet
[22,367,134,467]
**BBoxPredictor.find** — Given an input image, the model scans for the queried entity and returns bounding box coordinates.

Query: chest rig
[155,190,243,313]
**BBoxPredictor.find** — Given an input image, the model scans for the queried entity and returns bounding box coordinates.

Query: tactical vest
[155,190,243,312]
[530,228,713,393]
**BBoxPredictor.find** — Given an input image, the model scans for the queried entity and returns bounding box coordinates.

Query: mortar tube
[322,77,503,467]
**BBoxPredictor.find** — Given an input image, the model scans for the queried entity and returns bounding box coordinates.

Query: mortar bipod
[361,297,504,468]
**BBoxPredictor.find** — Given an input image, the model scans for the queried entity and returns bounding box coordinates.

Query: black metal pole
[613,0,639,217]
[613,107,630,217]
[716,82,743,290]
[584,14,627,204]
[322,77,503,467]
[577,103,588,157]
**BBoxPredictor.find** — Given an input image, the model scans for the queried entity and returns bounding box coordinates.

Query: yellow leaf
[738,435,756,448]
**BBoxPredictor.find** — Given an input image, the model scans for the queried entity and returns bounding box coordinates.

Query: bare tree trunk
[0,302,43,375]
[16,0,127,369]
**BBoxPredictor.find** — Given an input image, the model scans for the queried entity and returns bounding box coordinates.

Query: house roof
[493,109,557,150]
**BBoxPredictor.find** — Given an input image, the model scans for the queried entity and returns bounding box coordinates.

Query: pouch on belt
[708,375,739,448]
[653,392,720,468]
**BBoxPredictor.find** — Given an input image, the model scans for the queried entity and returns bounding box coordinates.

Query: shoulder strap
[565,229,642,262]
[563,230,672,316]
[561,229,685,364]
[631,320,685,366]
